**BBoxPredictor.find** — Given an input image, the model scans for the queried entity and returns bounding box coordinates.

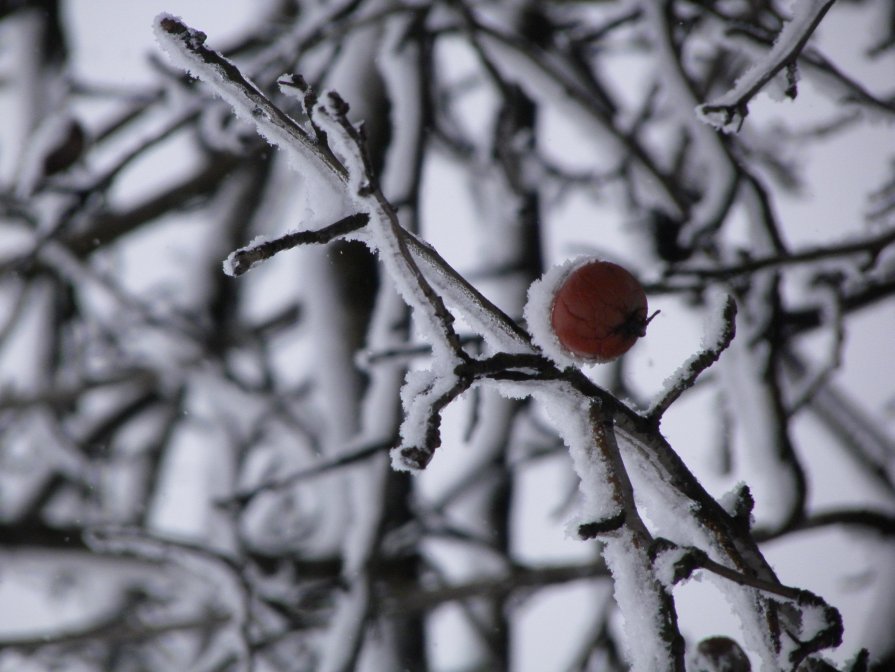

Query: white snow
[153,14,347,197]
[537,386,623,530]
[602,528,676,672]
[391,364,463,472]
[523,257,584,368]
[221,233,273,277]
[697,0,837,133]
[652,543,693,590]
[719,483,752,519]
[647,290,735,416]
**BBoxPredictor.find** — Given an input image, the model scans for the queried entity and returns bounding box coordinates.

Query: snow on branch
[223,212,369,276]
[597,460,686,668]
[650,537,844,669]
[697,0,837,133]
[154,14,348,184]
[155,13,479,472]
[537,394,685,672]
[648,293,737,424]
[393,369,472,470]
[152,18,457,332]
[151,14,854,670]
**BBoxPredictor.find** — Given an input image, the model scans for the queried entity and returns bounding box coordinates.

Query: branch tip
[577,511,625,539]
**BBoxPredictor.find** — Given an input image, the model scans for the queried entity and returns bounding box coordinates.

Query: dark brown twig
[225,213,369,275]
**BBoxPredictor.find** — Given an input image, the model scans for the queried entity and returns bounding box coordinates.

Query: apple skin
[550,260,649,363]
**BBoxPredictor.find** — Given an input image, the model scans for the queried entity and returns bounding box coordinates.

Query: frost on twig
[153,14,348,184]
[696,0,836,133]
[649,537,845,669]
[155,14,475,476]
[155,12,532,365]
[533,396,686,671]
[222,213,369,276]
[149,12,858,672]
[392,369,472,471]
[647,293,737,425]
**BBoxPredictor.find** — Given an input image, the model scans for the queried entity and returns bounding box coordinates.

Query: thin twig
[225,212,369,275]
[648,295,737,425]
[697,0,838,131]
[672,227,895,279]
[156,15,348,181]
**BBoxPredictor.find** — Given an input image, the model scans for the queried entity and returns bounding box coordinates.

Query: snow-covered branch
[3,3,888,669]
[648,294,737,424]
[223,212,369,276]
[697,0,837,133]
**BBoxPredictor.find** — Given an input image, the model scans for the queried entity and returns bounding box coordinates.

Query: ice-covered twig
[617,422,846,668]
[155,13,468,363]
[308,89,468,359]
[651,537,844,668]
[707,16,895,122]
[652,537,807,601]
[223,212,369,276]
[155,13,538,481]
[401,229,534,349]
[591,405,686,672]
[392,353,557,471]
[580,404,641,536]
[394,370,473,470]
[534,393,686,671]
[154,15,348,184]
[647,294,737,425]
[697,0,837,133]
